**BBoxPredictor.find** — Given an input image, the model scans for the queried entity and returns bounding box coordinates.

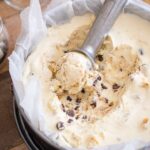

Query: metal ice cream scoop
[72,0,128,64]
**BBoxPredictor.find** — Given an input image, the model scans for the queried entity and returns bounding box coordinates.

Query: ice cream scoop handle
[81,0,127,59]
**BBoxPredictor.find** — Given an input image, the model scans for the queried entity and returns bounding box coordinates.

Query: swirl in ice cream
[23,13,150,149]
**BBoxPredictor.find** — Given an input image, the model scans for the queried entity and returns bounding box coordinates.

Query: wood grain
[10,143,27,150]
[0,72,24,150]
[0,1,18,18]
[144,0,150,4]
[0,1,24,150]
[0,13,21,74]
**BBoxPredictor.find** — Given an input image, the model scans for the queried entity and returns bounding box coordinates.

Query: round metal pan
[13,98,58,150]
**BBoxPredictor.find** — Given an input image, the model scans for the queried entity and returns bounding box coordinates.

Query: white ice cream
[22,13,150,149]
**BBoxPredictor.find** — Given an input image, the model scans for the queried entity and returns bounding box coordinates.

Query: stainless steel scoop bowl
[72,0,127,65]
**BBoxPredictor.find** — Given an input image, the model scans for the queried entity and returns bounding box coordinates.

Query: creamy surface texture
[23,13,150,149]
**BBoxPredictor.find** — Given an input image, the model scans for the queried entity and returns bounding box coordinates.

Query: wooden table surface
[0,1,28,150]
[0,0,150,150]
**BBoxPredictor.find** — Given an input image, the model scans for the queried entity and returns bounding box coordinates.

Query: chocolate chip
[75,115,80,120]
[66,96,72,101]
[61,104,65,112]
[114,89,118,93]
[101,83,107,89]
[93,81,97,86]
[82,115,87,119]
[76,98,81,104]
[109,102,114,107]
[67,119,73,123]
[97,76,101,81]
[97,54,103,61]
[66,110,75,117]
[93,76,101,86]
[64,50,68,53]
[96,91,101,97]
[56,121,65,130]
[104,98,109,103]
[81,88,85,93]
[120,68,123,72]
[90,102,97,108]
[112,83,120,90]
[139,48,144,55]
[63,90,68,93]
[93,80,97,86]
[74,106,79,110]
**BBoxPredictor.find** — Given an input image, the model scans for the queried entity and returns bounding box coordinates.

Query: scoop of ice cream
[56,52,91,94]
